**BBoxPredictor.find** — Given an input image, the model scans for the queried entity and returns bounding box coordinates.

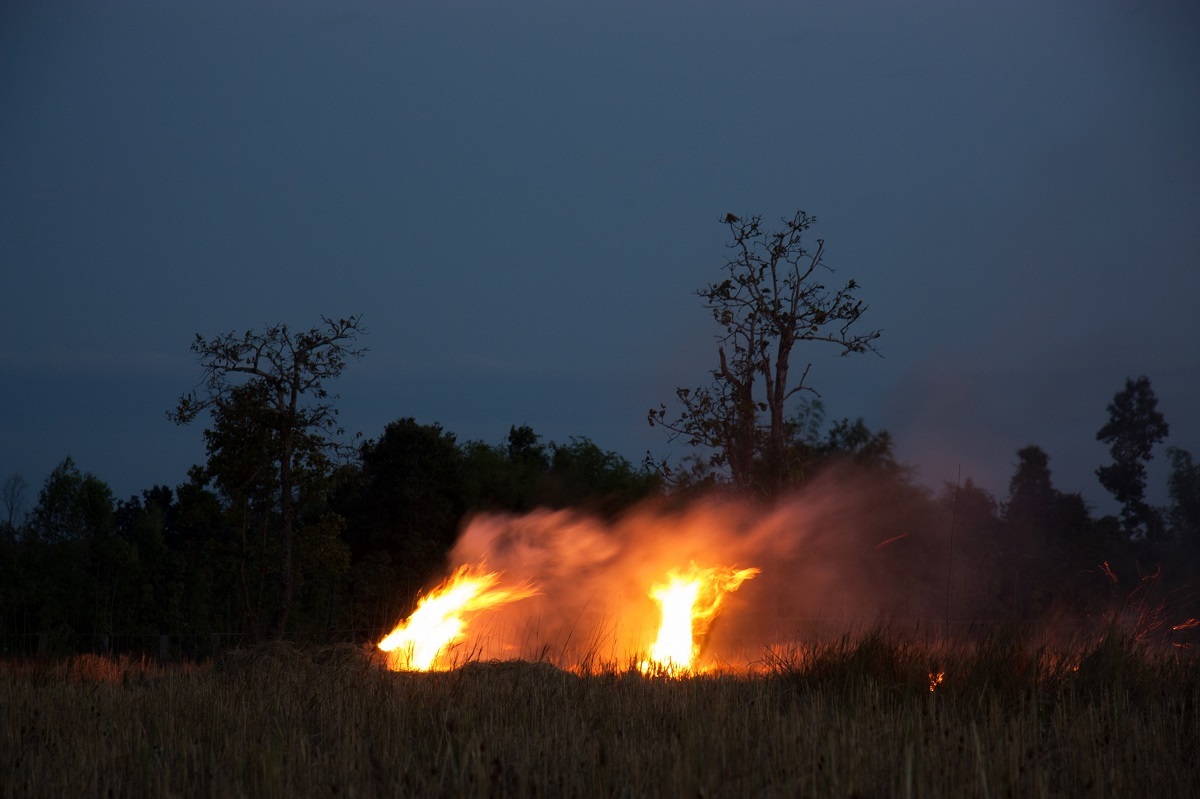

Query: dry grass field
[2,632,1198,798]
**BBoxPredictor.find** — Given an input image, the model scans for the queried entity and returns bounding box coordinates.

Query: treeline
[2,402,1198,659]
[0,303,1196,657]
[0,422,658,657]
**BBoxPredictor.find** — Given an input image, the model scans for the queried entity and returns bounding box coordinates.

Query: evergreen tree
[1096,376,1169,540]
[1002,446,1095,614]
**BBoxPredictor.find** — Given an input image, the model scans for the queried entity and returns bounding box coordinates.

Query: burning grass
[2,631,1198,798]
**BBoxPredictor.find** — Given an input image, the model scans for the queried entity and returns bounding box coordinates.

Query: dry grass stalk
[2,633,1197,798]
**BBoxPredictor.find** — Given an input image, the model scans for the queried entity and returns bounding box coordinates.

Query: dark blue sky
[2,0,1198,514]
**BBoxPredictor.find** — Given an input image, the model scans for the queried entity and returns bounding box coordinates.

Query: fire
[928,671,945,692]
[377,565,536,671]
[641,562,760,675]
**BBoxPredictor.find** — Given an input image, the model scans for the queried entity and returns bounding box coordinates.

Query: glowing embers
[377,565,536,671]
[641,562,760,676]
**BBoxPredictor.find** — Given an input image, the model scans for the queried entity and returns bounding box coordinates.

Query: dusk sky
[2,0,1197,516]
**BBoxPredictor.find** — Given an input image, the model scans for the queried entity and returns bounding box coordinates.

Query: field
[2,632,1198,798]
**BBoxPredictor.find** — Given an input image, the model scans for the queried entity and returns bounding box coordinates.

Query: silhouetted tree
[192,378,351,640]
[171,467,244,640]
[0,477,24,652]
[777,397,828,482]
[659,395,899,494]
[21,458,126,648]
[1001,446,1097,614]
[817,418,900,474]
[1166,447,1200,565]
[337,418,467,633]
[461,426,660,514]
[461,439,518,511]
[2,474,27,532]
[933,477,1019,622]
[649,211,880,495]
[113,488,178,643]
[25,458,114,545]
[1006,446,1055,528]
[169,315,366,640]
[505,425,550,511]
[193,384,286,637]
[1096,376,1169,540]
[539,437,660,514]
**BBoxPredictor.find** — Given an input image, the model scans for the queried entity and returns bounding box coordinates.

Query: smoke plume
[447,468,964,668]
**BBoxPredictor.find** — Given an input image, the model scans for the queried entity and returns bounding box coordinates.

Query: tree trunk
[266,426,295,640]
[720,347,757,492]
[765,334,795,497]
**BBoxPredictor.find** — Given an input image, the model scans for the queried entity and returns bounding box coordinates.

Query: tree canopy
[169,315,367,640]
[1096,376,1170,540]
[649,211,880,496]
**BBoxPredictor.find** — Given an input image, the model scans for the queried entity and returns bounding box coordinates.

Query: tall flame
[377,565,536,671]
[641,562,760,675]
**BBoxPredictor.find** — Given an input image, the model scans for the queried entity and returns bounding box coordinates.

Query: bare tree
[2,474,28,531]
[649,212,880,495]
[169,315,366,639]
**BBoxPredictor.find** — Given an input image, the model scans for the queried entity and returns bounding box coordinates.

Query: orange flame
[640,562,759,675]
[928,671,945,692]
[377,565,536,671]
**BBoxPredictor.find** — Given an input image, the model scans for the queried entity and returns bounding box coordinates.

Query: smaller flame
[928,671,945,692]
[641,562,759,676]
[377,565,536,671]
